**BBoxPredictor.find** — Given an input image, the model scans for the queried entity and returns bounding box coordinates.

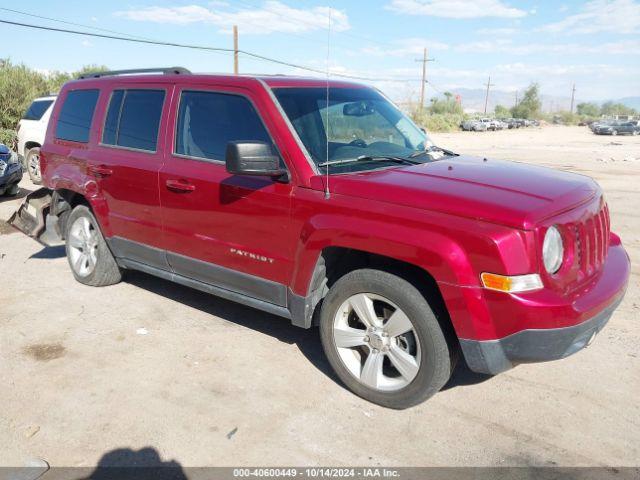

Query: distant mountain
[432,88,639,114]
[451,88,572,114]
[617,97,640,110]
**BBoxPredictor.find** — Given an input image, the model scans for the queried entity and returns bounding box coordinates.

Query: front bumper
[458,239,630,375]
[0,164,23,190]
[460,296,622,374]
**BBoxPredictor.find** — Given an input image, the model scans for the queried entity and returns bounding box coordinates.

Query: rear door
[158,84,295,305]
[88,84,172,269]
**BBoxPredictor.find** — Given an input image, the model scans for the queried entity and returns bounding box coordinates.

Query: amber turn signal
[480,272,543,293]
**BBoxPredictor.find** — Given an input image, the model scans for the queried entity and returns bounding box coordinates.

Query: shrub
[0,128,16,149]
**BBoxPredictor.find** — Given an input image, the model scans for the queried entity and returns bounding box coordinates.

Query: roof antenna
[324,8,332,200]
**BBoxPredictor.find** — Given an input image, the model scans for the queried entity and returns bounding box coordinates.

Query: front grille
[573,203,610,277]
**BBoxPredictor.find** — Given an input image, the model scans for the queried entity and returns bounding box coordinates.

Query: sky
[2,0,639,106]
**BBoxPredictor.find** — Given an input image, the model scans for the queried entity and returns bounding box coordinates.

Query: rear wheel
[26,147,42,184]
[319,269,453,409]
[65,206,122,286]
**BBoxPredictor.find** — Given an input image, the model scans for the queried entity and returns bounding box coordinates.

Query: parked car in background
[460,119,487,131]
[479,118,495,131]
[0,144,23,196]
[17,95,56,184]
[489,119,506,130]
[499,118,516,129]
[593,122,639,135]
[10,68,630,408]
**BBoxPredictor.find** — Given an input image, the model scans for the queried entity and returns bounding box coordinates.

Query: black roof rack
[78,67,191,79]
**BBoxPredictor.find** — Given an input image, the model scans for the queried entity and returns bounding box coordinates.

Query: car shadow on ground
[125,270,342,386]
[126,270,494,393]
[29,245,66,259]
[0,186,34,203]
[442,360,494,391]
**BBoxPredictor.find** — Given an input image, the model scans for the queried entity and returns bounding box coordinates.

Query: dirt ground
[0,126,638,469]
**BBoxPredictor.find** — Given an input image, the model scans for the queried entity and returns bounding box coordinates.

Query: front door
[158,85,295,306]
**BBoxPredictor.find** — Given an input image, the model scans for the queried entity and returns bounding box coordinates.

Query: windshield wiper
[409,146,458,159]
[318,155,420,168]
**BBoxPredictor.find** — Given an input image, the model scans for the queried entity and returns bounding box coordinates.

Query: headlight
[543,225,564,274]
[8,152,18,165]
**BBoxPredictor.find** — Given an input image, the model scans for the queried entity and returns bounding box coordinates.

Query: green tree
[600,101,636,117]
[0,59,50,146]
[576,102,600,118]
[0,60,108,147]
[510,83,541,119]
[428,92,463,115]
[494,104,510,118]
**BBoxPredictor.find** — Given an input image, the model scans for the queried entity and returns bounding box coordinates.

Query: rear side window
[23,100,54,121]
[102,89,165,152]
[175,91,272,161]
[56,89,99,143]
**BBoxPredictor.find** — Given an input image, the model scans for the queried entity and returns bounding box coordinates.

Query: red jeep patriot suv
[11,67,630,408]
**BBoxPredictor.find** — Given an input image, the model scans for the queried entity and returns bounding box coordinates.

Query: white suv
[17,95,56,184]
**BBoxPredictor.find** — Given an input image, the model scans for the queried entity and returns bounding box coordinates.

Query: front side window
[175,90,272,161]
[102,89,165,152]
[23,100,54,121]
[56,89,99,143]
[273,87,444,173]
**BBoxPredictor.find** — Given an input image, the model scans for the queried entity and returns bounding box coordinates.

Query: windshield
[273,87,445,173]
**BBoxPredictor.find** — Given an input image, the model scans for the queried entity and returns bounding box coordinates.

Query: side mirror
[225,141,287,179]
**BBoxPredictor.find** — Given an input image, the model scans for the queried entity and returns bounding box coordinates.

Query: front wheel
[65,205,122,286]
[319,269,454,409]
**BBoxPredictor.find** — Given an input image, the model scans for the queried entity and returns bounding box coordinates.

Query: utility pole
[233,25,239,75]
[570,83,576,113]
[515,90,519,108]
[415,47,434,110]
[483,76,495,115]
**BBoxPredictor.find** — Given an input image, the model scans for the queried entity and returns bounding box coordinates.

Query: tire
[26,147,42,184]
[319,269,453,409]
[6,183,19,196]
[611,130,618,136]
[65,205,122,286]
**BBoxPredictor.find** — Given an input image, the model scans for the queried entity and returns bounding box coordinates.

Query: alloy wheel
[332,293,421,391]
[28,152,41,182]
[68,216,99,277]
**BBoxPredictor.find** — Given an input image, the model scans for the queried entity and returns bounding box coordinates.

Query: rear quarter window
[55,89,100,143]
[23,100,54,121]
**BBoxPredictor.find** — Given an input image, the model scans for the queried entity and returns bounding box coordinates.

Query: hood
[324,155,599,230]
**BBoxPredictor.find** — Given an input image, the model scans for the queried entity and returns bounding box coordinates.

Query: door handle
[166,179,196,192]
[87,164,113,177]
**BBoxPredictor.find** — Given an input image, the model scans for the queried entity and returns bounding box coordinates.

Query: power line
[0,7,153,41]
[226,0,404,51]
[0,18,425,83]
